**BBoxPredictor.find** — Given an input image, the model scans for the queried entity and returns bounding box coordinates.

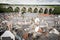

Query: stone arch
[21,7,26,14]
[7,6,13,12]
[33,8,38,13]
[28,7,32,13]
[14,7,20,12]
[44,8,48,14]
[49,8,52,14]
[39,8,43,13]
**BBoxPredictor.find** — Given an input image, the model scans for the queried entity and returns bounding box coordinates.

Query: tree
[7,7,13,12]
[34,8,38,13]
[39,8,43,13]
[14,7,20,12]
[21,7,26,14]
[53,6,60,15]
[0,5,5,13]
[28,7,32,13]
[49,9,53,14]
[44,8,48,14]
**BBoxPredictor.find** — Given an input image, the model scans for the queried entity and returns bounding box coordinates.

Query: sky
[0,0,60,4]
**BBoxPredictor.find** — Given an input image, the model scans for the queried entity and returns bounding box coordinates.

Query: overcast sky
[0,0,60,4]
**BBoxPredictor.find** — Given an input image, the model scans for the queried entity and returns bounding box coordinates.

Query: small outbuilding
[1,30,15,40]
